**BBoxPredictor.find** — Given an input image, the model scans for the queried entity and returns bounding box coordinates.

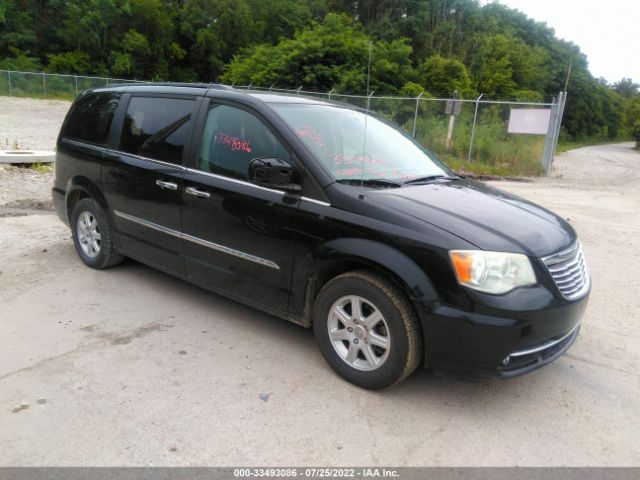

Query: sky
[492,0,640,84]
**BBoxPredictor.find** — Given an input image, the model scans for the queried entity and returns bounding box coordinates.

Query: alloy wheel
[327,295,391,371]
[77,211,101,258]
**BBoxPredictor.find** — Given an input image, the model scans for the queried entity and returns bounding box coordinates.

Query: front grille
[542,242,590,300]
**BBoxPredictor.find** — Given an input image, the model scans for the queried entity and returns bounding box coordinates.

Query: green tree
[0,48,42,70]
[417,55,474,97]
[221,14,414,93]
[0,0,631,144]
[246,0,324,44]
[471,34,548,97]
[47,51,91,74]
[60,0,132,72]
[626,95,640,148]
[0,0,38,56]
[613,78,639,98]
[107,0,184,79]
[181,0,255,80]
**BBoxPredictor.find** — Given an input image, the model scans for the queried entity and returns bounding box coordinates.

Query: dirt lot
[0,96,71,151]
[0,95,639,466]
[0,97,70,210]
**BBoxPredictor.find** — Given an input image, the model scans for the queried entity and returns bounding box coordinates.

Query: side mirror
[248,157,301,193]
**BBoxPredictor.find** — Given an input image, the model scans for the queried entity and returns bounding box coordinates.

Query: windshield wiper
[402,174,459,186]
[337,178,402,188]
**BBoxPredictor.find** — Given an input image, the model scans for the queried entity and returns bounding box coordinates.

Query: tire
[313,270,423,389]
[70,197,123,269]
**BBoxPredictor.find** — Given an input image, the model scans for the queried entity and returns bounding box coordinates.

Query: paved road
[0,143,639,466]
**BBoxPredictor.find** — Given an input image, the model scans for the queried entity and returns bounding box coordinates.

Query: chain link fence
[237,86,566,176]
[0,70,565,175]
[0,69,144,99]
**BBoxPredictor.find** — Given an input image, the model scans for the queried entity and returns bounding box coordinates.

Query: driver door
[182,101,299,313]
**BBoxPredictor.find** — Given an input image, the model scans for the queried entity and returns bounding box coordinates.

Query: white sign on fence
[508,108,551,135]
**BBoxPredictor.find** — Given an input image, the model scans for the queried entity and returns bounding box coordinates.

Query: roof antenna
[366,42,372,98]
[361,42,373,194]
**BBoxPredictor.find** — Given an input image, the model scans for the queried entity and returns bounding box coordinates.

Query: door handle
[186,186,211,199]
[156,180,178,190]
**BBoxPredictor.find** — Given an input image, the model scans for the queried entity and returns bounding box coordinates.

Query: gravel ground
[0,96,71,151]
[0,97,639,466]
[0,96,69,209]
[0,165,54,210]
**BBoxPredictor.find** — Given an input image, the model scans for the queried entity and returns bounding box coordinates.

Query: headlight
[449,250,536,294]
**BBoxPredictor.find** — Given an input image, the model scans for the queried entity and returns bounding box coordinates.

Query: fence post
[105,77,110,86]
[7,70,11,96]
[411,92,424,137]
[366,91,375,111]
[550,92,567,160]
[467,93,484,162]
[328,88,334,101]
[269,84,276,92]
[74,74,78,96]
[541,93,561,175]
[296,86,302,95]
[42,72,47,98]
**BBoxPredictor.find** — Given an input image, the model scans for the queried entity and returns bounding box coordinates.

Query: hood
[366,179,576,257]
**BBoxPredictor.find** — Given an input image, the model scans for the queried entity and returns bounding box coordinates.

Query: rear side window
[119,96,195,164]
[62,93,120,145]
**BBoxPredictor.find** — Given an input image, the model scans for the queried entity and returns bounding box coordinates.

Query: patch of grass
[412,115,545,177]
[30,162,54,173]
[446,156,542,177]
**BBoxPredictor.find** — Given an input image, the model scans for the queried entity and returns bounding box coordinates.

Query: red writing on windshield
[295,125,325,147]
[217,133,251,153]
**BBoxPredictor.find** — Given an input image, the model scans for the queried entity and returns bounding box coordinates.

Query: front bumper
[418,286,589,378]
[497,322,580,377]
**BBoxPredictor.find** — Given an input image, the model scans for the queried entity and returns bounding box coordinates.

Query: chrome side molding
[114,210,280,270]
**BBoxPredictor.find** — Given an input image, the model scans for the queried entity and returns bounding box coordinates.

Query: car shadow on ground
[107,256,543,400]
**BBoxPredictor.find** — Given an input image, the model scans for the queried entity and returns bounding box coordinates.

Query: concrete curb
[0,150,55,164]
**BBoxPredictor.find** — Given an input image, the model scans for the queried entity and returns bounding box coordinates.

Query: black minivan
[52,83,590,389]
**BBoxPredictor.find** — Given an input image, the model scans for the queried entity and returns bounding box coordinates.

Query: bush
[47,52,91,74]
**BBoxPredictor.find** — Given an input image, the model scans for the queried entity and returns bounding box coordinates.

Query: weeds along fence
[0,70,565,175]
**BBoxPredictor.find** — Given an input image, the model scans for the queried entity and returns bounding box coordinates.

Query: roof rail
[107,82,234,90]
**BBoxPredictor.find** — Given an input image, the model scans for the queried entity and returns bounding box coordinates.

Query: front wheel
[313,270,423,389]
[70,198,123,269]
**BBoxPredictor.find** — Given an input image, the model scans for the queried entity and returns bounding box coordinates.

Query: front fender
[289,237,440,325]
[320,238,439,303]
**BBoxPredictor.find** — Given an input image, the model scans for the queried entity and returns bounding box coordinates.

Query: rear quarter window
[118,96,195,164]
[62,92,120,145]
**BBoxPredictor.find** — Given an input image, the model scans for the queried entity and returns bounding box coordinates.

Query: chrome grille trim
[542,241,590,300]
[508,323,580,358]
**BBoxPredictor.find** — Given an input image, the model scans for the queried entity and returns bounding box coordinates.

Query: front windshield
[271,103,451,184]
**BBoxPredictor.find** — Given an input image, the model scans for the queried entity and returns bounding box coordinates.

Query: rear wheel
[313,270,422,389]
[70,198,123,269]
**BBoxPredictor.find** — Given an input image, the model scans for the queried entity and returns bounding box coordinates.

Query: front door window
[198,104,290,179]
